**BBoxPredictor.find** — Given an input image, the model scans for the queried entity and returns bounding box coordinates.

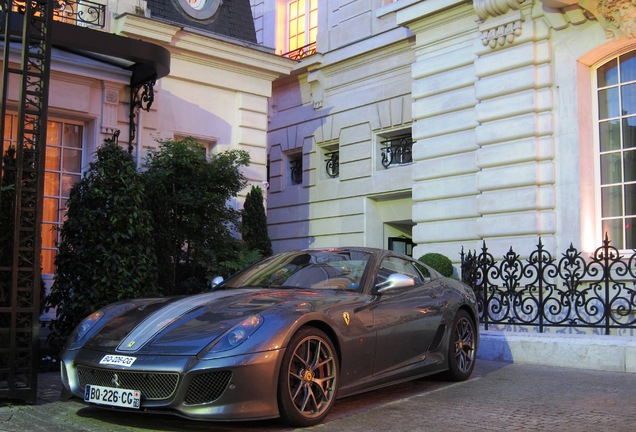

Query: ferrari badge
[343,312,350,326]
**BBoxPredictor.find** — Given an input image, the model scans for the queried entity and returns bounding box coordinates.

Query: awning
[6,15,170,87]
[52,21,170,87]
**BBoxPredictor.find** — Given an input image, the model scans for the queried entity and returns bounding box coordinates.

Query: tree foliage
[143,137,250,295]
[241,185,272,258]
[44,140,159,353]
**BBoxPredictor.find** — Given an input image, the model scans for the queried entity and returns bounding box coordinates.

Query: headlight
[204,315,263,355]
[64,311,104,350]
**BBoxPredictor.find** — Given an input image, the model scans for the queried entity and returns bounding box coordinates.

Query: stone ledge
[477,330,636,373]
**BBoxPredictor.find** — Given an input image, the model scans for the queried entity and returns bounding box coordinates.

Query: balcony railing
[52,0,105,28]
[325,151,339,178]
[5,0,106,28]
[380,135,413,168]
[290,157,302,185]
[282,42,316,60]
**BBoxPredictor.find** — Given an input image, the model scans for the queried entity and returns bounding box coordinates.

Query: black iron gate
[0,0,53,402]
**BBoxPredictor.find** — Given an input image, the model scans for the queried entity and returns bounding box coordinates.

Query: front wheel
[277,327,338,427]
[444,309,476,381]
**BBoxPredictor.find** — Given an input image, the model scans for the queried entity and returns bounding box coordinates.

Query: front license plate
[84,384,141,409]
[99,354,137,367]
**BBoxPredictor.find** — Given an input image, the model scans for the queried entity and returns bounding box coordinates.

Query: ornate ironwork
[128,79,156,154]
[290,156,302,185]
[461,236,636,335]
[380,135,413,168]
[282,42,316,60]
[52,0,105,27]
[0,0,54,402]
[325,151,339,178]
[6,0,105,28]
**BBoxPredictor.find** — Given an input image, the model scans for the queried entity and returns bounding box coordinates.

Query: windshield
[222,249,372,291]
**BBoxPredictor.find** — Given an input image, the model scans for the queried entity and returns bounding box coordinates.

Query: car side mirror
[210,276,224,289]
[375,273,414,293]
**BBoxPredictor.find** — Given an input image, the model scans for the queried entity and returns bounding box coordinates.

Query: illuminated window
[42,121,83,274]
[286,0,317,59]
[2,115,84,274]
[597,51,636,249]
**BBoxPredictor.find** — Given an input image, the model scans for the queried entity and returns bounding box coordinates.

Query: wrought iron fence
[460,236,636,335]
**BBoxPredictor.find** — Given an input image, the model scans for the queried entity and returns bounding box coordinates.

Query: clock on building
[176,0,222,20]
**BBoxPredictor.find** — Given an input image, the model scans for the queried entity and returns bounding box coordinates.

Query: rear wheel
[277,327,338,427]
[444,309,476,381]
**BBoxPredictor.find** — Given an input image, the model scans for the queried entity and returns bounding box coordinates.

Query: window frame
[41,118,86,275]
[594,50,636,251]
[285,0,317,56]
[2,114,86,275]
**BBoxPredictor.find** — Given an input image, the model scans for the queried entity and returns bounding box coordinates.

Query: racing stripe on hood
[116,291,236,352]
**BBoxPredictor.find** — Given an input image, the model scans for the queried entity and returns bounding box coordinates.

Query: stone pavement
[1,359,635,432]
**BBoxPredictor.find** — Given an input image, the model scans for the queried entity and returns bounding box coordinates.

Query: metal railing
[380,135,412,168]
[52,0,105,28]
[325,151,338,178]
[290,157,302,185]
[5,0,106,28]
[282,42,316,60]
[460,236,636,335]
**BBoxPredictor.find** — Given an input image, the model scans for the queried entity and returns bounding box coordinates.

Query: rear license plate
[84,384,141,409]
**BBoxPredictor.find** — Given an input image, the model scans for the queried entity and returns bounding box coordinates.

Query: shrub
[142,137,250,295]
[418,252,454,278]
[241,185,272,258]
[44,139,159,353]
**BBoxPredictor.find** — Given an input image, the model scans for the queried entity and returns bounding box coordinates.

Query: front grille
[77,366,179,400]
[184,371,232,405]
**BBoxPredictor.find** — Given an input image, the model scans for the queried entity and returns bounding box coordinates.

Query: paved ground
[1,360,635,432]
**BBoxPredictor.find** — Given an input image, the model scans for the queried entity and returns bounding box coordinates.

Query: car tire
[444,309,476,381]
[277,327,338,427]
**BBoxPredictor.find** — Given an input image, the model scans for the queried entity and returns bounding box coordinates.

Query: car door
[370,256,447,377]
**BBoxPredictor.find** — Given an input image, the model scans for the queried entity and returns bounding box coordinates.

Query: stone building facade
[256,0,636,263]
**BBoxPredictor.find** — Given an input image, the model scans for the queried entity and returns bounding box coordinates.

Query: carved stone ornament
[585,0,636,39]
[474,0,525,20]
[480,12,523,47]
[475,0,526,48]
[542,0,636,39]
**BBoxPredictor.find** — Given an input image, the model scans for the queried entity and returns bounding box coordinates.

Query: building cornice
[115,14,295,80]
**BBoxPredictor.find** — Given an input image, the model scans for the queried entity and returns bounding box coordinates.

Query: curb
[477,330,636,373]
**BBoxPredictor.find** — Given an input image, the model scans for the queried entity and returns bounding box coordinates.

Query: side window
[375,256,424,286]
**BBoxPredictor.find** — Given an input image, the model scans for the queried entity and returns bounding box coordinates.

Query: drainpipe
[136,109,142,169]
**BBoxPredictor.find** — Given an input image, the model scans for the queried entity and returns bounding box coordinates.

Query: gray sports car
[60,247,479,426]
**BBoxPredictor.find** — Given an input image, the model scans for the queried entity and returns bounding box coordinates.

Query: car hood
[82,288,325,356]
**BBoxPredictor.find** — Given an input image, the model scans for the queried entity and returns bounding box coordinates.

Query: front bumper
[61,347,285,421]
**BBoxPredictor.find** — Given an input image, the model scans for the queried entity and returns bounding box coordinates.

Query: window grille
[325,151,339,178]
[380,134,413,168]
[290,156,302,185]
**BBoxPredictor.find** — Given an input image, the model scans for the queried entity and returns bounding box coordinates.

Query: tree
[241,185,272,258]
[44,139,158,353]
[142,137,250,295]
